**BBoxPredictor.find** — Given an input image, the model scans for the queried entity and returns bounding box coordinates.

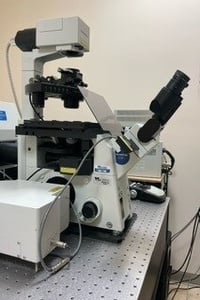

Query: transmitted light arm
[15,16,89,120]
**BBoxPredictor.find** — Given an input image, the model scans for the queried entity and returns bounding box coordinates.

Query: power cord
[6,39,22,119]
[171,208,200,275]
[171,212,199,242]
[168,207,200,299]
[6,39,43,121]
[170,272,200,287]
[162,148,175,194]
[168,285,200,297]
[162,148,175,172]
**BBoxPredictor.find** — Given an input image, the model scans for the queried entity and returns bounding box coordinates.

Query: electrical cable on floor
[169,212,199,296]
[170,272,200,285]
[168,285,200,297]
[171,209,200,275]
[38,135,114,274]
[170,240,196,299]
[171,213,198,242]
[6,39,22,119]
[170,261,200,286]
[187,272,200,283]
[168,209,200,299]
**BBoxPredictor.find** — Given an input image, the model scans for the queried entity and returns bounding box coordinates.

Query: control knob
[82,201,98,219]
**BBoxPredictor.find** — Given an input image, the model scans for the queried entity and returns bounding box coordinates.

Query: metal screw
[106,222,113,229]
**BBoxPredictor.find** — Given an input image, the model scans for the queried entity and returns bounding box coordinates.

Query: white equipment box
[0,180,69,263]
[130,142,163,178]
[0,101,19,141]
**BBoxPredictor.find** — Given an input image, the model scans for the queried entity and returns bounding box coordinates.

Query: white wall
[0,0,200,273]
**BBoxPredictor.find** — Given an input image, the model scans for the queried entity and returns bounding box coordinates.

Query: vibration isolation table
[0,199,170,300]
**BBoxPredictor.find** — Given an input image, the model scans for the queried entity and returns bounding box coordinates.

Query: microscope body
[0,16,190,266]
[15,17,190,237]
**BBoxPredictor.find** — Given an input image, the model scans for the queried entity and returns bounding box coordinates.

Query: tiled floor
[168,283,200,299]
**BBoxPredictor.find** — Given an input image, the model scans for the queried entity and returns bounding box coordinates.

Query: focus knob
[82,201,98,219]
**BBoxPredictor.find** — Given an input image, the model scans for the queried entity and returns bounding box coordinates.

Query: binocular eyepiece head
[137,70,190,143]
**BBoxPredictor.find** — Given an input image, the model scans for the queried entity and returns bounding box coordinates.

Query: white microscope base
[0,180,68,263]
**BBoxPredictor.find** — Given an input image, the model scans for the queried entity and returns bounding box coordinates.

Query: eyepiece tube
[137,70,190,143]
[149,70,190,125]
[166,70,190,95]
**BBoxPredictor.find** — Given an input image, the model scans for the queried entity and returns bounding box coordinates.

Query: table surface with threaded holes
[0,199,169,300]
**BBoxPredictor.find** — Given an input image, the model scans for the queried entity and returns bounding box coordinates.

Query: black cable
[171,214,199,276]
[169,212,200,295]
[171,210,199,242]
[26,161,59,180]
[162,148,175,194]
[168,285,200,297]
[170,271,200,286]
[169,250,198,299]
[29,94,44,121]
[187,272,200,283]
[171,211,200,276]
[163,148,175,171]
[170,253,193,299]
[173,227,198,296]
[169,213,200,299]
[26,168,43,180]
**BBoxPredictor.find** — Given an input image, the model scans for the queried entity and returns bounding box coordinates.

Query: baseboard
[170,270,200,285]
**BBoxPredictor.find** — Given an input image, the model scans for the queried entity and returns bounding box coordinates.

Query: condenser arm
[14,17,89,120]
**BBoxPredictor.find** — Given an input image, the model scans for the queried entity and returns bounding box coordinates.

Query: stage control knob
[82,201,98,219]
